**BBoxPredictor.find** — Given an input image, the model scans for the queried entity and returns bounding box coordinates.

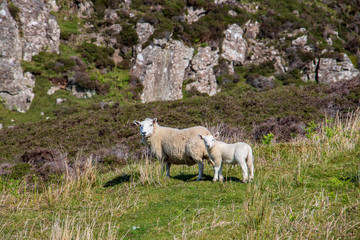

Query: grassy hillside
[0,112,359,239]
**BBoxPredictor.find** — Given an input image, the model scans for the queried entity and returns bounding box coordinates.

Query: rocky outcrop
[104,9,119,23]
[184,7,206,23]
[317,54,359,84]
[214,0,236,4]
[244,21,286,73]
[185,46,219,96]
[136,22,154,45]
[14,0,60,61]
[0,1,34,111]
[284,28,359,83]
[301,59,318,82]
[131,39,194,102]
[291,35,308,47]
[244,20,259,39]
[246,74,275,90]
[0,0,60,111]
[75,0,93,19]
[221,23,247,72]
[46,0,59,12]
[221,22,286,74]
[130,18,358,102]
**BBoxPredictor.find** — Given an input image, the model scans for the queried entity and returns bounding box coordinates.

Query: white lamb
[199,132,254,183]
[133,118,211,181]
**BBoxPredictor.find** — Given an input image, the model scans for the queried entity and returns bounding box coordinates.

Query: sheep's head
[133,118,157,138]
[199,132,219,149]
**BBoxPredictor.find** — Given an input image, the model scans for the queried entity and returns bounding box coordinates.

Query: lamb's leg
[213,163,220,182]
[196,161,204,181]
[249,164,254,182]
[247,148,254,182]
[165,162,171,178]
[219,163,224,182]
[239,157,249,183]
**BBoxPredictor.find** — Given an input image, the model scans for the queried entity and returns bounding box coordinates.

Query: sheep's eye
[150,124,153,127]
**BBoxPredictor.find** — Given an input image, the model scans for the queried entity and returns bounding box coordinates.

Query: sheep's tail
[246,146,254,181]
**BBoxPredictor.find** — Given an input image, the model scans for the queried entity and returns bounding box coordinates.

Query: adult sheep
[133,118,211,181]
[199,132,254,183]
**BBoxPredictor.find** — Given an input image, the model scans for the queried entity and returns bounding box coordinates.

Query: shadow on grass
[172,173,213,182]
[222,176,243,183]
[339,171,360,187]
[172,173,245,182]
[103,173,245,186]
[104,174,132,187]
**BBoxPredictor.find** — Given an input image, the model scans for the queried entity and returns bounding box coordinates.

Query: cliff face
[0,0,60,111]
[0,0,34,112]
[131,39,194,103]
[0,0,359,110]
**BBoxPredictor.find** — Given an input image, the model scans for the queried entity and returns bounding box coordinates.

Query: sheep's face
[133,118,157,138]
[199,135,216,149]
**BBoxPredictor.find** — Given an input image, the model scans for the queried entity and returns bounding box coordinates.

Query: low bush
[116,24,139,47]
[78,43,115,69]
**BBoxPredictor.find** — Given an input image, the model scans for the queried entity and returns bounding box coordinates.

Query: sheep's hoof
[243,179,248,183]
[196,177,204,181]
[212,179,217,182]
[219,178,224,182]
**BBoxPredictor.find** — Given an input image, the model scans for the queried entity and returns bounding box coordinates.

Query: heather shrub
[78,43,115,69]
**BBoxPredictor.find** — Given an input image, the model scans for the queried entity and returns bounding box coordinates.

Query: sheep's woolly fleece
[134,118,211,180]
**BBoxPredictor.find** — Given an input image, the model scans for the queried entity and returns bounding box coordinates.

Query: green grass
[52,11,82,40]
[1,113,359,239]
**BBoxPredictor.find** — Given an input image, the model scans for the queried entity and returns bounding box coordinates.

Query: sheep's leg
[238,158,249,183]
[196,162,204,181]
[165,162,171,178]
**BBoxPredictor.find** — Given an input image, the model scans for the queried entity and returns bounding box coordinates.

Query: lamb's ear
[214,132,220,139]
[198,134,204,140]
[133,120,140,126]
[153,118,157,124]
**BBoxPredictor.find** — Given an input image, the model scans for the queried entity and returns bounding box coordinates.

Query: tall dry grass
[0,154,130,239]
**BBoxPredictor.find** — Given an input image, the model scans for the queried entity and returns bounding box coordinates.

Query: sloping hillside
[0,0,359,115]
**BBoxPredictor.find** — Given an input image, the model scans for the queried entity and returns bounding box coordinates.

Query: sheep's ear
[133,120,140,126]
[214,132,220,139]
[199,134,204,140]
[153,118,157,124]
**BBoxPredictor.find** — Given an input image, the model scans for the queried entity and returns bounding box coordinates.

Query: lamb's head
[133,118,157,138]
[199,132,219,149]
